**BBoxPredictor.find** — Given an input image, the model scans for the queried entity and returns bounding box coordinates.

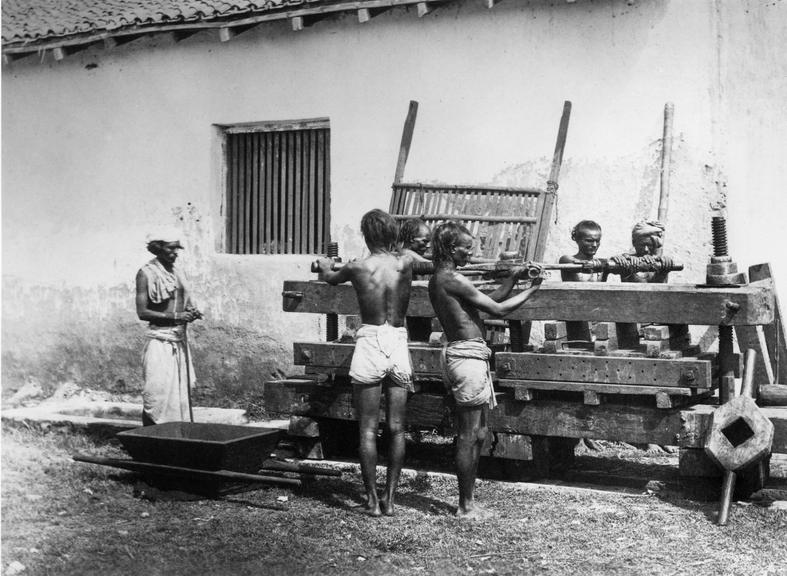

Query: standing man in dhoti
[428,221,542,518]
[135,229,202,426]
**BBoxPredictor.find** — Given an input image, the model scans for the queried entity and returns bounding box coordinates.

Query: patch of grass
[2,424,786,576]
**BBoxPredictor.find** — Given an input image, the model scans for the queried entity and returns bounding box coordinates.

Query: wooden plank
[497,379,700,397]
[490,399,684,445]
[316,130,325,253]
[272,132,281,253]
[496,352,712,388]
[760,384,787,406]
[252,132,261,253]
[679,404,787,453]
[281,279,776,326]
[293,341,444,376]
[294,129,303,254]
[264,132,273,253]
[393,101,418,184]
[244,132,253,253]
[304,130,314,253]
[286,131,295,253]
[226,134,237,253]
[263,379,452,429]
[323,128,332,251]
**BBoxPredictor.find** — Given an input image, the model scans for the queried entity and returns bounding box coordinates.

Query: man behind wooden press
[428,221,542,518]
[316,209,416,517]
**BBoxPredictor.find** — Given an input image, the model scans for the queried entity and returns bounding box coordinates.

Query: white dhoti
[349,323,414,391]
[442,338,497,409]
[142,325,195,424]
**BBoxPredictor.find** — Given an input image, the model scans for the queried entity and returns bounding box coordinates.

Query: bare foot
[455,503,492,520]
[364,495,382,517]
[380,496,395,516]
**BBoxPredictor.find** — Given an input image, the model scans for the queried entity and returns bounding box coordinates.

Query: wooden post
[393,100,419,184]
[657,102,674,223]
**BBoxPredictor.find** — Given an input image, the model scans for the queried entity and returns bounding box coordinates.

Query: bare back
[346,252,413,327]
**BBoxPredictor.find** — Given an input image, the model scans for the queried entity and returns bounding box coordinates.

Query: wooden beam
[219,27,235,42]
[281,278,776,325]
[393,100,419,185]
[496,353,713,388]
[498,379,702,398]
[294,341,444,376]
[491,399,684,445]
[358,8,372,22]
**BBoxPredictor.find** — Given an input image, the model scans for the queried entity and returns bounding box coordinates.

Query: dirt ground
[2,424,786,576]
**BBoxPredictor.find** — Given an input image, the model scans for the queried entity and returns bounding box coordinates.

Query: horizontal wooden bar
[262,379,452,429]
[294,341,443,375]
[282,278,775,325]
[497,379,703,397]
[490,399,684,445]
[393,182,544,196]
[393,214,537,224]
[495,353,713,388]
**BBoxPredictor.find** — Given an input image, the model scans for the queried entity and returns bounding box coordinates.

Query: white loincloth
[442,338,496,408]
[142,325,195,423]
[349,323,414,391]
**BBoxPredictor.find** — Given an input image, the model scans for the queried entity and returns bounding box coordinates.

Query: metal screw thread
[711,217,728,257]
[326,241,339,341]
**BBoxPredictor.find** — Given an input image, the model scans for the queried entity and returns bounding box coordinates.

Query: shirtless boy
[428,221,542,518]
[316,209,415,517]
[558,220,605,342]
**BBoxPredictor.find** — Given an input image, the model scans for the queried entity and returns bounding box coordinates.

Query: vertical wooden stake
[393,100,419,184]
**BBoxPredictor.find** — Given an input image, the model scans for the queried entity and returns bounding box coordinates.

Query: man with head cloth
[135,227,202,425]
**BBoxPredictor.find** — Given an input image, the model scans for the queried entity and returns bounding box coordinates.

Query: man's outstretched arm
[447,273,542,318]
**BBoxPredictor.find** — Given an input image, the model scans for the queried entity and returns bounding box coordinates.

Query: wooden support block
[294,341,444,377]
[282,280,775,325]
[513,388,533,402]
[655,391,672,409]
[544,322,567,340]
[583,390,601,405]
[295,437,324,460]
[592,322,616,341]
[288,415,321,437]
[679,447,722,478]
[496,352,713,388]
[358,8,372,22]
[644,325,671,341]
[594,339,617,356]
[482,432,533,460]
[645,339,670,358]
[759,384,787,407]
[541,338,566,354]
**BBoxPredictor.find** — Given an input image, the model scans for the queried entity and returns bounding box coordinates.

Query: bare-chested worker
[397,217,431,263]
[398,217,433,341]
[428,221,542,518]
[316,209,415,517]
[559,220,606,342]
[135,229,202,426]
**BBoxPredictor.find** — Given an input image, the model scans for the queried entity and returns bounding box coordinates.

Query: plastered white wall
[2,0,785,392]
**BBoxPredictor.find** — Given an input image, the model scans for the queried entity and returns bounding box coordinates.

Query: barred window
[223,118,331,254]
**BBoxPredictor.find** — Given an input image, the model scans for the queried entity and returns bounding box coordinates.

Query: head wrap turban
[631,220,665,248]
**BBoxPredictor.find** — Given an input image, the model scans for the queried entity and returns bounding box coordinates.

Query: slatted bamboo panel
[226,128,330,254]
[390,182,547,260]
